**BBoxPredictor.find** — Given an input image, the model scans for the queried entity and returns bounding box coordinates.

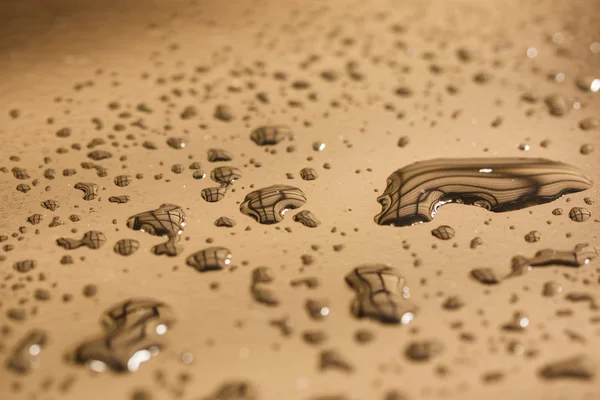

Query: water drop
[240,185,307,224]
[375,158,592,227]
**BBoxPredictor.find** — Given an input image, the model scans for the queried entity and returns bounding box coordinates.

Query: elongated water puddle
[375,158,592,226]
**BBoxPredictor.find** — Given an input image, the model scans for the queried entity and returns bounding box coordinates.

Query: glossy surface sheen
[0,0,599,398]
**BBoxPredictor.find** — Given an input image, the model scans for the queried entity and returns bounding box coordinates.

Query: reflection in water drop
[12,167,30,180]
[250,125,291,145]
[305,299,330,320]
[569,207,591,222]
[579,117,599,131]
[6,330,48,374]
[126,204,186,256]
[13,259,36,273]
[72,298,175,373]
[293,210,321,228]
[211,166,242,184]
[542,281,563,297]
[193,170,207,179]
[319,349,354,373]
[87,150,112,160]
[240,185,307,224]
[375,158,592,227]
[114,175,132,187]
[345,264,416,325]
[74,182,99,201]
[166,137,187,149]
[207,148,233,162]
[109,195,130,204]
[524,230,541,243]
[202,185,229,203]
[470,268,500,284]
[27,214,43,225]
[215,216,236,227]
[431,225,455,240]
[404,339,444,362]
[539,355,596,380]
[113,239,140,256]
[250,267,279,306]
[187,247,232,272]
[509,243,599,277]
[16,183,30,193]
[41,199,59,211]
[57,231,107,250]
[544,94,570,116]
[202,380,258,400]
[502,311,530,331]
[299,167,318,181]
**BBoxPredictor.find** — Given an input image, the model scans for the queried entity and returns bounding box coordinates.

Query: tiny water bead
[13,259,37,273]
[404,339,444,362]
[186,247,232,272]
[87,150,112,161]
[109,195,131,204]
[397,136,410,148]
[192,170,207,179]
[16,183,30,193]
[544,94,570,116]
[542,281,563,297]
[207,148,233,162]
[470,268,500,285]
[305,299,330,320]
[580,144,594,155]
[579,117,599,131]
[468,243,599,286]
[12,167,30,179]
[312,142,326,151]
[524,231,541,243]
[213,104,235,121]
[319,349,354,373]
[166,137,187,149]
[299,167,318,181]
[214,216,236,228]
[114,175,132,187]
[41,199,59,211]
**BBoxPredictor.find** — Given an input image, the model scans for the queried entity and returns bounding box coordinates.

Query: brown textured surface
[0,0,599,399]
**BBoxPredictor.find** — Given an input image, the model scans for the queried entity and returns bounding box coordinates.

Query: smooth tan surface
[0,0,599,399]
